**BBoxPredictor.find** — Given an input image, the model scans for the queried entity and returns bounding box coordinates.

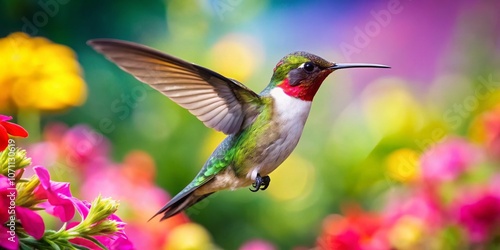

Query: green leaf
[46,239,61,250]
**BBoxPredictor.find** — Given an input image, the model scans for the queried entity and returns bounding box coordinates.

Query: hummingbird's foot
[249,174,271,192]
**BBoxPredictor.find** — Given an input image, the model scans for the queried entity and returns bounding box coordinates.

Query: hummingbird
[88,39,389,221]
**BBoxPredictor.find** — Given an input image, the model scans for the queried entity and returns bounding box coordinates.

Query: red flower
[317,205,387,250]
[0,115,28,151]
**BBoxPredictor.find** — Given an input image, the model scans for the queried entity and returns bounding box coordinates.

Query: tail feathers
[149,191,214,221]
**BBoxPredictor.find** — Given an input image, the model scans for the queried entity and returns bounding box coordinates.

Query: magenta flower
[28,124,111,176]
[68,200,134,250]
[0,175,44,250]
[454,190,500,242]
[61,125,110,170]
[70,235,134,250]
[68,217,133,250]
[0,126,132,249]
[0,175,18,250]
[33,166,76,222]
[0,175,13,223]
[0,229,18,250]
[15,206,45,239]
[384,189,443,228]
[0,115,28,151]
[326,229,363,250]
[420,138,482,183]
[71,199,124,226]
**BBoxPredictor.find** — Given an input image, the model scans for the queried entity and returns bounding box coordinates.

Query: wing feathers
[88,39,262,134]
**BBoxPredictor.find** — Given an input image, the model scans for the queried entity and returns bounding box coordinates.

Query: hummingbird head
[269,52,390,101]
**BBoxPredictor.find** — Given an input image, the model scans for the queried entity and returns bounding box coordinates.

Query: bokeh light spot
[163,222,213,250]
[267,155,315,201]
[388,216,425,249]
[209,33,264,82]
[385,148,420,183]
[362,77,425,137]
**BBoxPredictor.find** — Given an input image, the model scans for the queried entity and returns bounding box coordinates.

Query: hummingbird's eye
[303,62,315,72]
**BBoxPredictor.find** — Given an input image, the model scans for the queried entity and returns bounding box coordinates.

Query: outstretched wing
[88,39,261,134]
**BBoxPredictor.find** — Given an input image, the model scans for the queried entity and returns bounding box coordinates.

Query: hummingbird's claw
[249,174,271,192]
[260,176,270,190]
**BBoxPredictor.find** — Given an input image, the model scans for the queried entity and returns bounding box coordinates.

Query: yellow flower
[163,223,213,250]
[209,33,263,83]
[361,77,425,136]
[388,216,426,250]
[0,32,86,112]
[267,154,316,202]
[385,148,420,183]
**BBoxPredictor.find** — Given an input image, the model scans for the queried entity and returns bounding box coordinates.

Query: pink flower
[61,125,110,170]
[27,124,111,176]
[72,199,125,232]
[16,206,45,239]
[79,151,188,249]
[0,115,28,151]
[68,202,134,250]
[240,239,276,250]
[70,236,135,250]
[453,189,500,243]
[384,189,443,229]
[0,175,18,250]
[0,175,13,223]
[0,228,19,250]
[0,175,45,250]
[420,138,482,183]
[27,123,66,168]
[69,227,134,250]
[33,166,76,222]
[70,235,134,250]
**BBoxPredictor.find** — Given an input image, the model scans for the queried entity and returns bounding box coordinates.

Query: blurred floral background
[1,0,500,249]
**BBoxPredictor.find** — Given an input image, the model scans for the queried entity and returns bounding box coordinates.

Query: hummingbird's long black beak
[329,63,391,70]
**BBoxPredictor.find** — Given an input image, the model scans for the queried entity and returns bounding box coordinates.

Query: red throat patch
[277,72,331,101]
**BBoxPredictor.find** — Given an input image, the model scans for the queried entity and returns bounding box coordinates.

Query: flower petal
[99,234,135,250]
[48,200,75,222]
[16,206,45,239]
[0,226,19,250]
[69,219,134,250]
[108,235,135,250]
[38,193,76,222]
[0,175,16,223]
[0,174,12,190]
[33,165,51,188]
[33,166,76,222]
[1,121,28,138]
[69,237,100,249]
[73,199,91,220]
[0,115,12,122]
[0,125,9,151]
[48,181,72,197]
